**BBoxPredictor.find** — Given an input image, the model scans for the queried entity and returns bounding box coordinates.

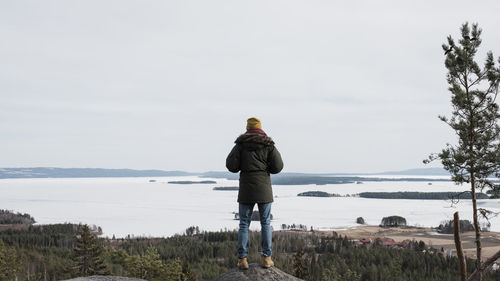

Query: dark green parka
[226,133,284,204]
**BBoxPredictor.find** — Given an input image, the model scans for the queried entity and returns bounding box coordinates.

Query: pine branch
[469,70,486,88]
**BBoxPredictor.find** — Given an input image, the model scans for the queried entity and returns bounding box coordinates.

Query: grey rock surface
[212,263,304,281]
[60,276,147,281]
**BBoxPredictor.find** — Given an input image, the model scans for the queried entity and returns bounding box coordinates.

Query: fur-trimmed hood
[235,133,275,146]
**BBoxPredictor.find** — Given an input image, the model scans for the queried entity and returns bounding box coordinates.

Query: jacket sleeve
[226,144,241,173]
[267,146,284,174]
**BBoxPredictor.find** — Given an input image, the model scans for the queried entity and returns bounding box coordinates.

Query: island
[213,186,239,191]
[295,191,491,200]
[270,176,452,185]
[168,180,217,184]
[356,217,365,224]
[358,191,489,200]
[297,191,341,197]
[380,216,407,227]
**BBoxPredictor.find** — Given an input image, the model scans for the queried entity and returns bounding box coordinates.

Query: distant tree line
[184,226,201,236]
[281,224,308,231]
[438,220,475,234]
[358,192,490,200]
[0,209,35,225]
[1,222,500,280]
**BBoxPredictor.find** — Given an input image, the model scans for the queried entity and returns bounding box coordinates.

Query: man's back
[226,130,283,204]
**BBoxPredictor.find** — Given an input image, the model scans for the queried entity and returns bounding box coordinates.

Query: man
[226,117,284,270]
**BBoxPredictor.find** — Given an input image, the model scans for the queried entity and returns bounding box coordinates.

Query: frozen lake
[0,176,499,237]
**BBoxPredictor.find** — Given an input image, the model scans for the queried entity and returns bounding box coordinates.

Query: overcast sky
[1,0,500,173]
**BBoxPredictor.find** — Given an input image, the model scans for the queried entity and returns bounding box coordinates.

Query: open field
[327,225,500,259]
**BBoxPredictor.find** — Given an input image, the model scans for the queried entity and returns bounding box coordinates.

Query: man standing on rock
[226,117,284,270]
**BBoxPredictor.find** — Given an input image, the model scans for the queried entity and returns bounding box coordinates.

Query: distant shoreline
[297,191,492,199]
[0,167,451,180]
[0,167,457,188]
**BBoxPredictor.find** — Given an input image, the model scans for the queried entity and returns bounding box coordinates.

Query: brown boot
[237,257,249,270]
[261,255,274,268]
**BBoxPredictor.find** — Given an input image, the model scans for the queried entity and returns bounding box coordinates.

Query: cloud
[1,0,499,172]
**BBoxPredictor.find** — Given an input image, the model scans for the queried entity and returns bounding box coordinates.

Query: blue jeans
[237,202,272,258]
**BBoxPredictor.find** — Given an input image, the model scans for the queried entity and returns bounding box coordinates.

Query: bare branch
[449,191,470,206]
[469,71,486,87]
[466,250,500,281]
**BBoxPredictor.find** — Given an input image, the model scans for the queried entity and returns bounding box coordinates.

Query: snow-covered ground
[0,176,498,238]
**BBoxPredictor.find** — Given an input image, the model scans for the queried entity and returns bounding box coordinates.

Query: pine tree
[164,258,183,281]
[338,269,361,281]
[127,245,164,280]
[72,224,109,276]
[126,245,184,281]
[181,260,197,281]
[0,240,21,281]
[425,22,500,280]
[293,248,309,279]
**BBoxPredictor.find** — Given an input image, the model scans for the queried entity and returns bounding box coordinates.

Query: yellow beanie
[246,117,262,130]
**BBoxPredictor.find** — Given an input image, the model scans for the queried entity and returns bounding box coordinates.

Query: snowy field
[0,176,499,238]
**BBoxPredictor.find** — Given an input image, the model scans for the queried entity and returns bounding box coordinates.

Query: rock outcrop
[61,276,146,281]
[212,263,304,281]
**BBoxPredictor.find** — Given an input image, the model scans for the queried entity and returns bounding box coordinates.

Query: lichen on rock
[212,263,304,281]
[61,276,147,281]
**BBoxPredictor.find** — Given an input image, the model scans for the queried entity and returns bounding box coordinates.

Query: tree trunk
[454,212,467,281]
[471,174,482,281]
